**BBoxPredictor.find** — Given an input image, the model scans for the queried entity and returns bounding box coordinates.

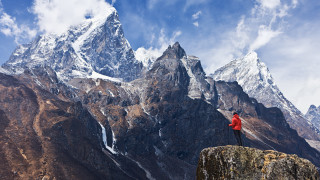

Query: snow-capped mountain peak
[305,105,320,132]
[211,51,320,141]
[212,51,276,96]
[2,6,142,82]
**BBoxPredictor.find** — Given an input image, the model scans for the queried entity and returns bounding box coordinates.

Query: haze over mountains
[0,4,319,180]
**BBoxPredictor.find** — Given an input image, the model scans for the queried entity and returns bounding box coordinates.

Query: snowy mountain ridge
[2,5,142,82]
[305,105,320,132]
[212,52,285,109]
[211,51,320,141]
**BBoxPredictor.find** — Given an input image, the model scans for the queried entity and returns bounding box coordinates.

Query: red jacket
[229,114,241,130]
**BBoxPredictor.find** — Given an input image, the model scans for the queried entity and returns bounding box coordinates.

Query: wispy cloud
[192,11,202,20]
[249,25,281,51]
[192,11,202,27]
[0,3,37,44]
[258,19,320,113]
[135,28,182,62]
[238,0,296,52]
[257,0,280,9]
[154,29,182,52]
[32,0,113,34]
[202,0,298,72]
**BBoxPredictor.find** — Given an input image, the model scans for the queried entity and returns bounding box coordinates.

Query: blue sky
[0,0,319,113]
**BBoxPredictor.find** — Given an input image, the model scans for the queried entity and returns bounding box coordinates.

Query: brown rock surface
[197,146,320,180]
[0,73,145,179]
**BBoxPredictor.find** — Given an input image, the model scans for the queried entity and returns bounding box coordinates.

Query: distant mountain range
[0,4,319,180]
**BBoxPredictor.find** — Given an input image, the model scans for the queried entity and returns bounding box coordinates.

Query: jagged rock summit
[157,42,187,60]
[197,146,320,180]
[2,5,143,82]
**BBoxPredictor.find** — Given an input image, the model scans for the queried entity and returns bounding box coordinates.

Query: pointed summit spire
[245,51,258,59]
[158,42,186,60]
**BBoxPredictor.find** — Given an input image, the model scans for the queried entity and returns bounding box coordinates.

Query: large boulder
[197,146,320,180]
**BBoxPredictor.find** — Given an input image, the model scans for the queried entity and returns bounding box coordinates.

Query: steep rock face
[0,72,147,179]
[197,146,320,180]
[306,105,320,132]
[68,43,231,179]
[2,6,142,82]
[211,52,320,141]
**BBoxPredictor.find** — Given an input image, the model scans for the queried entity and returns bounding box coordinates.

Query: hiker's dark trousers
[233,130,243,146]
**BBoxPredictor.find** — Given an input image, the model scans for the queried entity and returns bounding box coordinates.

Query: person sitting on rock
[229,112,243,146]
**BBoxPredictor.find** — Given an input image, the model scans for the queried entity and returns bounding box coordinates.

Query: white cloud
[157,29,182,50]
[257,0,280,9]
[111,0,116,5]
[192,11,202,20]
[202,0,297,66]
[292,0,298,8]
[233,17,250,51]
[258,22,320,113]
[0,12,37,44]
[192,11,202,27]
[249,25,281,51]
[135,29,182,63]
[32,0,113,34]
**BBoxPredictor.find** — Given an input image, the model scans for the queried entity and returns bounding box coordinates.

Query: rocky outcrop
[197,146,320,180]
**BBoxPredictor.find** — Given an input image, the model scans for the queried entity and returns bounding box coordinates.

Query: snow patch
[89,71,122,82]
[108,90,115,97]
[98,122,118,154]
[129,158,155,180]
[180,56,203,99]
[153,146,163,157]
[0,67,10,74]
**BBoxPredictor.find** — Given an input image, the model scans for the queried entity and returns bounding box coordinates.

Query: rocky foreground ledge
[197,146,320,180]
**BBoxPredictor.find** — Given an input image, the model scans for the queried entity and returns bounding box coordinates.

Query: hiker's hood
[233,114,240,119]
